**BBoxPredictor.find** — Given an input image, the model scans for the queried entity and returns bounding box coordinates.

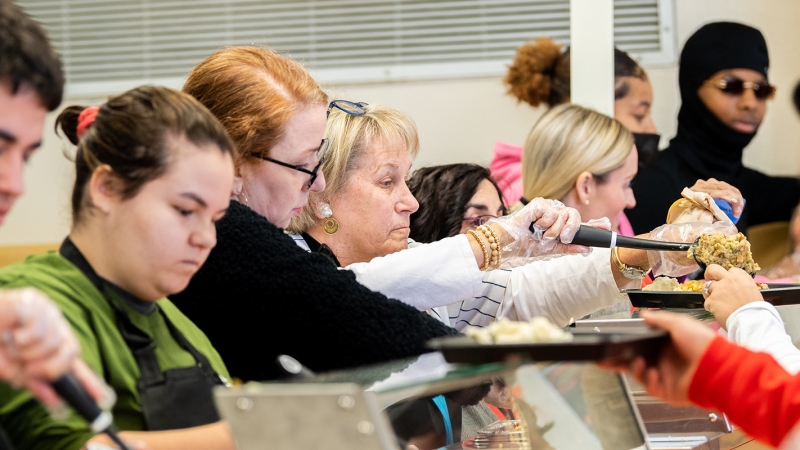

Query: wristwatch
[612,247,648,279]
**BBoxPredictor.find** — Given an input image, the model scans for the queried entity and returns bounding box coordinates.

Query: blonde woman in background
[518,104,638,232]
[517,104,743,318]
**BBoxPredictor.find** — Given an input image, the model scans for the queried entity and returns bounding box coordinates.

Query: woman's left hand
[487,197,588,268]
[702,264,764,330]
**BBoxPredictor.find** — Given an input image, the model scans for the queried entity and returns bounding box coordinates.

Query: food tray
[624,283,800,309]
[427,328,668,365]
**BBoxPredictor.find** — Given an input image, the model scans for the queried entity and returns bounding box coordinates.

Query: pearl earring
[319,203,332,218]
[237,189,249,206]
[584,200,590,205]
[319,203,339,234]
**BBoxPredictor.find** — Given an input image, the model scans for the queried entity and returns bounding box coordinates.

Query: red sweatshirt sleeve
[689,336,800,447]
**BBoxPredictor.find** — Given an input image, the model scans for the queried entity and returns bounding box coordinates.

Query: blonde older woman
[284,102,588,323]
[289,103,740,328]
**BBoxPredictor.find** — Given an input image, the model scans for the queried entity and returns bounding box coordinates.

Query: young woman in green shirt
[0,86,237,450]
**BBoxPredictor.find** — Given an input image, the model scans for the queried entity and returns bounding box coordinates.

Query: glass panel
[377,358,647,450]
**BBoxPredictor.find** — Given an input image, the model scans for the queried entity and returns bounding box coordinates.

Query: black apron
[0,426,14,450]
[59,238,223,431]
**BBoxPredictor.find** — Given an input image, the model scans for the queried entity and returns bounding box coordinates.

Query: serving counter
[215,348,731,449]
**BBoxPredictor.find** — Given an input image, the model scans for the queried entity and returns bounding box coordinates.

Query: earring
[237,189,249,206]
[584,200,590,205]
[319,203,339,235]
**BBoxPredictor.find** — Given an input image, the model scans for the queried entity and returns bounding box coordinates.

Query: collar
[59,237,157,315]
[301,232,342,267]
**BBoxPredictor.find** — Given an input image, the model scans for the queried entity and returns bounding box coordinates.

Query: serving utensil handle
[529,223,694,251]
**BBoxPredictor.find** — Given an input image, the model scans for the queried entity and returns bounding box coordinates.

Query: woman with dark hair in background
[408,162,637,327]
[408,164,506,244]
[491,38,660,235]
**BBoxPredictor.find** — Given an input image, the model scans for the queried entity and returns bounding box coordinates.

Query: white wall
[2,0,799,245]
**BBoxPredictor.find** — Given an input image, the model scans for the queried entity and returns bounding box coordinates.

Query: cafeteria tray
[427,328,668,365]
[624,283,800,309]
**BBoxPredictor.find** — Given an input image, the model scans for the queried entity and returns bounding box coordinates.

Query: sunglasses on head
[703,76,776,100]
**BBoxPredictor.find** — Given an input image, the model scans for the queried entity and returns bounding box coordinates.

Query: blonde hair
[288,103,420,234]
[522,104,633,201]
[183,47,328,165]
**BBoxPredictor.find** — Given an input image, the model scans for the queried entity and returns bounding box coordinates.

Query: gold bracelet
[467,230,491,271]
[477,225,501,269]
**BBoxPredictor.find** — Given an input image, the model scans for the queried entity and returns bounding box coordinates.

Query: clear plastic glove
[486,198,589,269]
[647,221,739,277]
[0,288,112,409]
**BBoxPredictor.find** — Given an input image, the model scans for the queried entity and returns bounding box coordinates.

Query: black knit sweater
[170,201,457,381]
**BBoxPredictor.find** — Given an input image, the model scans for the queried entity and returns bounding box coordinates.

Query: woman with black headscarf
[627,21,800,235]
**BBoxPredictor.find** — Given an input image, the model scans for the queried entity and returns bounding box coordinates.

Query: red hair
[183,47,328,163]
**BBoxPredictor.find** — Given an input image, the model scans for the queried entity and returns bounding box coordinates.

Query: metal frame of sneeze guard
[214,383,397,449]
[214,352,658,450]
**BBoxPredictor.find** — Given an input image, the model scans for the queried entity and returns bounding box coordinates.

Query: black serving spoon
[529,223,710,272]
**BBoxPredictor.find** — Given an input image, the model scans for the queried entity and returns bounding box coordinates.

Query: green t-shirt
[0,251,230,450]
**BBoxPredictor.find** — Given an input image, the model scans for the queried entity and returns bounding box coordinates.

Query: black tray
[624,283,800,309]
[427,328,668,365]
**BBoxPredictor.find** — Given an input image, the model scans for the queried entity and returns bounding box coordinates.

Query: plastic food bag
[647,221,738,277]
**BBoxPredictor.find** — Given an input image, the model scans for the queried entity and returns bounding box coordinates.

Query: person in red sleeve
[614,274,800,448]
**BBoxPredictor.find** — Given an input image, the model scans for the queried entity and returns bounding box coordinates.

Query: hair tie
[76,106,100,139]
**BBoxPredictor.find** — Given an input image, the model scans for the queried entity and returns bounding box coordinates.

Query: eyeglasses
[703,76,776,100]
[462,215,497,228]
[249,139,329,189]
[328,99,368,117]
[248,101,365,188]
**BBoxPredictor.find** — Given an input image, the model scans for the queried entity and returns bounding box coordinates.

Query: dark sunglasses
[703,76,776,100]
[249,139,330,189]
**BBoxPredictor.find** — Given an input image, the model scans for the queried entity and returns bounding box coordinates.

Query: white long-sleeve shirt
[447,248,631,330]
[723,302,800,374]
[290,233,629,329]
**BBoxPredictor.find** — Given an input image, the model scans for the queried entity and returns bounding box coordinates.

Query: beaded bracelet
[467,230,491,271]
[477,224,501,269]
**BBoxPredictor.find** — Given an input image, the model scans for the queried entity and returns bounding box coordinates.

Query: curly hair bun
[504,37,566,108]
